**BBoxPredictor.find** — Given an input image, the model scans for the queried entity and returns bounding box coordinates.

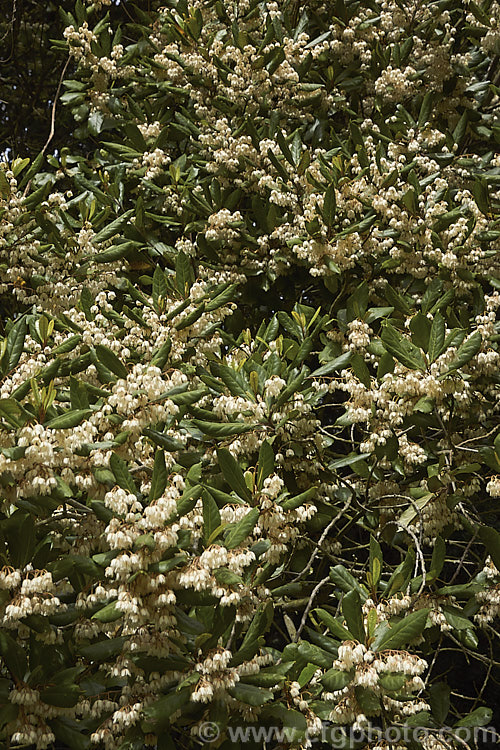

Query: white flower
[264,376,287,398]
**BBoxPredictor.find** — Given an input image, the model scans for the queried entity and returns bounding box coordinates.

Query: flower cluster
[0,0,499,747]
[326,641,428,725]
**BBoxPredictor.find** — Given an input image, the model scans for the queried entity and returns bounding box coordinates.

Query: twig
[64,497,93,514]
[293,575,330,642]
[422,633,443,689]
[474,629,494,707]
[41,56,71,157]
[398,522,426,596]
[456,425,498,447]
[448,528,479,585]
[446,633,500,668]
[291,496,351,583]
[225,621,237,650]
[0,0,17,63]
[23,55,70,197]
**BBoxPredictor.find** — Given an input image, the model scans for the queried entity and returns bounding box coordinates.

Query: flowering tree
[0,0,500,748]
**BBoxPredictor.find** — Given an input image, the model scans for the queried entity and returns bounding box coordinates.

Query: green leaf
[52,334,82,355]
[217,447,252,501]
[384,284,411,314]
[274,366,307,409]
[109,453,137,494]
[453,110,468,144]
[342,590,365,642]
[228,683,273,706]
[40,684,80,708]
[240,672,284,691]
[429,288,455,315]
[134,533,155,551]
[321,668,352,691]
[329,452,372,470]
[225,507,259,549]
[79,636,127,661]
[176,484,203,518]
[149,450,167,502]
[381,323,426,370]
[311,351,351,377]
[238,602,273,655]
[191,419,256,437]
[297,641,333,668]
[280,486,317,511]
[370,536,383,587]
[436,582,482,597]
[51,719,90,750]
[314,608,353,641]
[445,331,481,373]
[297,148,311,177]
[429,682,450,724]
[0,631,27,679]
[418,91,434,127]
[143,428,183,452]
[276,130,295,166]
[202,489,221,542]
[70,376,89,410]
[0,397,31,427]
[205,283,239,312]
[473,179,490,215]
[478,526,500,572]
[346,281,369,320]
[0,703,19,731]
[213,568,243,586]
[381,169,399,188]
[88,111,105,136]
[322,184,336,227]
[372,609,429,651]
[456,627,479,650]
[270,705,308,741]
[350,352,371,387]
[210,361,250,398]
[95,345,128,379]
[150,339,172,369]
[92,209,135,244]
[365,306,394,325]
[143,688,190,731]
[384,547,416,595]
[92,600,122,623]
[428,312,446,361]
[2,316,27,374]
[398,494,433,528]
[410,312,431,350]
[8,513,35,568]
[442,606,474,631]
[176,250,193,297]
[93,241,138,263]
[149,554,187,574]
[455,707,493,728]
[330,565,368,600]
[429,535,446,580]
[45,409,92,429]
[267,147,289,180]
[18,151,44,189]
[152,266,168,311]
[256,440,275,490]
[414,398,435,414]
[378,673,408,691]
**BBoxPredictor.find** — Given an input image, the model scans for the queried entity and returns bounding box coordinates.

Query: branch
[293,575,330,642]
[41,56,71,157]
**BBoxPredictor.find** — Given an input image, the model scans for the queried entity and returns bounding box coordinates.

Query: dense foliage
[1,0,500,748]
